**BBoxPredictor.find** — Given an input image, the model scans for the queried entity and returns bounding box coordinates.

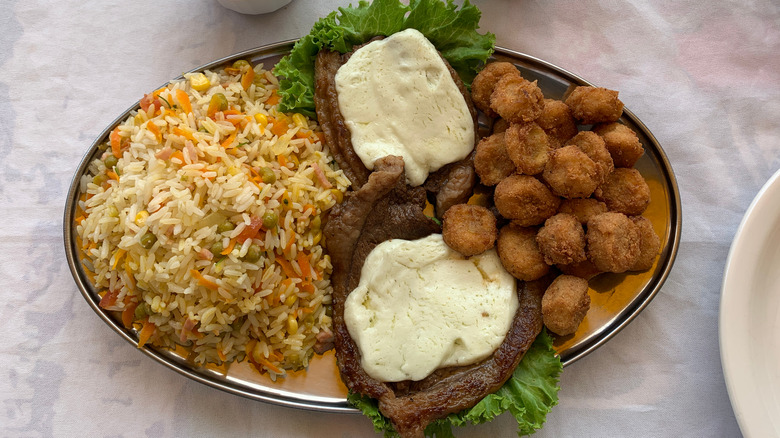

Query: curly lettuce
[348,330,563,437]
[273,0,496,118]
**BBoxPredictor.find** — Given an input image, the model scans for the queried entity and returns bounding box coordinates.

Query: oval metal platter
[64,40,682,413]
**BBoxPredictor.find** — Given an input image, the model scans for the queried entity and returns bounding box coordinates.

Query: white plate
[721,168,780,437]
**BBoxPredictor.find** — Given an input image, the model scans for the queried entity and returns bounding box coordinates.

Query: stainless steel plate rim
[64,40,682,413]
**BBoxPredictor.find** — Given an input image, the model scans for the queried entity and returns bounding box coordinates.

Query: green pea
[208,93,229,115]
[232,59,251,71]
[259,167,276,184]
[92,174,107,185]
[104,155,118,169]
[262,211,279,229]
[242,244,262,263]
[217,221,235,234]
[140,232,157,249]
[134,302,148,320]
[210,240,224,256]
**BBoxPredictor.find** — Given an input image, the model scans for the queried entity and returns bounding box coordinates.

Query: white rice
[75,62,349,377]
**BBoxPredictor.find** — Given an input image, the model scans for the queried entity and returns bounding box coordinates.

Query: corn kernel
[189,73,211,91]
[287,314,298,334]
[254,113,268,127]
[292,113,307,129]
[135,210,149,226]
[227,166,240,176]
[312,231,322,246]
[330,189,344,204]
[284,294,297,307]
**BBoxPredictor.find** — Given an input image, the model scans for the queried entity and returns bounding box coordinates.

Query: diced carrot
[106,170,119,181]
[122,302,138,329]
[284,233,296,254]
[241,68,255,90]
[173,126,196,142]
[276,153,287,167]
[302,204,317,216]
[256,355,282,374]
[265,90,280,106]
[189,269,220,290]
[170,150,184,163]
[146,122,162,143]
[294,130,311,139]
[220,238,237,256]
[124,262,136,291]
[137,319,156,348]
[235,216,264,242]
[75,215,85,225]
[99,289,120,310]
[220,132,236,149]
[300,281,315,294]
[217,349,227,362]
[271,120,288,137]
[277,257,297,279]
[110,127,122,158]
[112,248,126,270]
[296,251,312,280]
[175,89,192,114]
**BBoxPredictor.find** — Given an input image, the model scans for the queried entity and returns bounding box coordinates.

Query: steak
[323,156,544,438]
[314,45,479,216]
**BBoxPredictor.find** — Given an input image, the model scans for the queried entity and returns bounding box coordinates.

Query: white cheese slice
[334,28,475,187]
[344,234,518,382]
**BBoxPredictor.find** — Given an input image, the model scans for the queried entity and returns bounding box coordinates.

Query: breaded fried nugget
[565,86,624,124]
[557,198,608,224]
[497,224,550,281]
[494,175,560,226]
[492,118,510,134]
[557,258,603,280]
[536,213,587,265]
[474,132,516,186]
[542,145,600,198]
[472,62,522,118]
[536,99,579,148]
[593,122,644,168]
[630,215,661,271]
[566,131,614,184]
[505,122,551,175]
[594,168,651,215]
[490,75,545,123]
[542,275,591,336]
[586,212,641,273]
[442,204,498,256]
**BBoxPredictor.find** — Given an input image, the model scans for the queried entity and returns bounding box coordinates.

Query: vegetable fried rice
[75,61,349,377]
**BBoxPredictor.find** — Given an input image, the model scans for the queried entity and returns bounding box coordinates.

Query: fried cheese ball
[542,275,591,336]
[593,122,644,168]
[490,74,545,123]
[442,204,498,256]
[586,212,641,273]
[505,122,551,175]
[594,168,651,215]
[494,175,560,226]
[542,145,600,198]
[536,98,579,148]
[471,62,522,118]
[536,213,587,265]
[566,131,614,184]
[630,215,661,271]
[557,198,609,224]
[565,86,624,124]
[474,132,516,186]
[497,224,549,281]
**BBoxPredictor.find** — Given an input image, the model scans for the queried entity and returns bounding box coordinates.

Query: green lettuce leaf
[348,330,562,437]
[274,0,495,118]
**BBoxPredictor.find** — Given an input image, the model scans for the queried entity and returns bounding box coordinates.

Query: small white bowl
[216,0,292,14]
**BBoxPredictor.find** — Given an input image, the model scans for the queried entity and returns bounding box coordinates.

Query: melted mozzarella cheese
[344,234,518,382]
[334,28,475,187]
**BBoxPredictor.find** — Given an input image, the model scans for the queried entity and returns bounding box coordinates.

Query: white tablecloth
[4,0,776,436]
